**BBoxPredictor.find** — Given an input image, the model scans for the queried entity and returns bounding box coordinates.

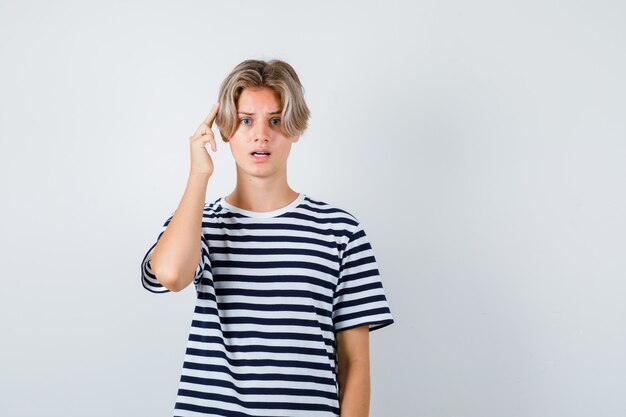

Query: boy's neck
[225,178,299,213]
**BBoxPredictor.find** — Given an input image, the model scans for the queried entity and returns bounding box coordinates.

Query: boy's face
[226,86,299,179]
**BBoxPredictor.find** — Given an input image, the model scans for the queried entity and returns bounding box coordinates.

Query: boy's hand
[189,101,220,177]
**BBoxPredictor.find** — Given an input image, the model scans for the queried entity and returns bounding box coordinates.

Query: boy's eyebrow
[238,110,282,115]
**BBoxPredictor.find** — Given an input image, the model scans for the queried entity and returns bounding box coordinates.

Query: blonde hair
[215,59,311,141]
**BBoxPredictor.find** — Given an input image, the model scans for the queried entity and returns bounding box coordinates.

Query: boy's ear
[291,135,300,143]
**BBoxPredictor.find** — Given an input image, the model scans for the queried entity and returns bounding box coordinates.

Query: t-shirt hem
[334,318,395,334]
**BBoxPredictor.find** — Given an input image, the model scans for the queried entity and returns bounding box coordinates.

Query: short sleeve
[332,222,395,333]
[140,210,207,293]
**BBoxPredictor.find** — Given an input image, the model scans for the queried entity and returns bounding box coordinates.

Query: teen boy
[141,59,394,417]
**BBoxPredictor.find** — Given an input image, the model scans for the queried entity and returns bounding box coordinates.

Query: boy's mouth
[250,151,271,162]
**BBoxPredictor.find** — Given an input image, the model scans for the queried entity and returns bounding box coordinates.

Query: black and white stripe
[141,193,394,416]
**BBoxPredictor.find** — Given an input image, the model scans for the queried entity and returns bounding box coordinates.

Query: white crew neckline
[219,192,306,218]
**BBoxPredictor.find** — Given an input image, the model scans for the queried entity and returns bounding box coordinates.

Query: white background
[1,0,625,416]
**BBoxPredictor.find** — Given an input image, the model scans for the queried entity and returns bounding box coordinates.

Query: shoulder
[201,196,226,219]
[301,194,358,220]
[299,194,362,232]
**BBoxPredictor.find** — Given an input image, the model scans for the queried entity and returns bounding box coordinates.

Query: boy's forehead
[237,88,282,114]
[238,108,282,115]
[239,87,280,103]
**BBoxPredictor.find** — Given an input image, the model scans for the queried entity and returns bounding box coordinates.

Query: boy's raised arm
[148,102,220,292]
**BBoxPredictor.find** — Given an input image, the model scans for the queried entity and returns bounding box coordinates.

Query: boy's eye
[240,117,280,126]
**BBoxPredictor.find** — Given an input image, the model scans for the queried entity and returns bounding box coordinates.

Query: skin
[153,86,371,416]
[336,325,371,417]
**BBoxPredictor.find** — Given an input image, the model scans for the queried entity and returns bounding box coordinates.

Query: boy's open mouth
[250,151,271,162]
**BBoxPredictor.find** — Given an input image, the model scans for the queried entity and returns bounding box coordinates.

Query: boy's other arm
[336,325,371,417]
[150,173,209,292]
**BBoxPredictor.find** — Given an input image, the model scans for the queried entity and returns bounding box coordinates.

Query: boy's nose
[252,123,272,142]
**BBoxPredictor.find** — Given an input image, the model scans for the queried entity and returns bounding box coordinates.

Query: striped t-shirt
[141,192,394,417]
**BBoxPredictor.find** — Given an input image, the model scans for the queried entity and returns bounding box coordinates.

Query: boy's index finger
[203,102,220,128]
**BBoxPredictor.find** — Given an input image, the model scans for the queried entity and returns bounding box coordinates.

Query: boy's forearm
[151,173,209,291]
[338,359,370,417]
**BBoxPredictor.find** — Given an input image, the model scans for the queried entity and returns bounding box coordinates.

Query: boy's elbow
[154,270,186,292]
[150,258,180,292]
[141,256,173,293]
[150,256,195,292]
